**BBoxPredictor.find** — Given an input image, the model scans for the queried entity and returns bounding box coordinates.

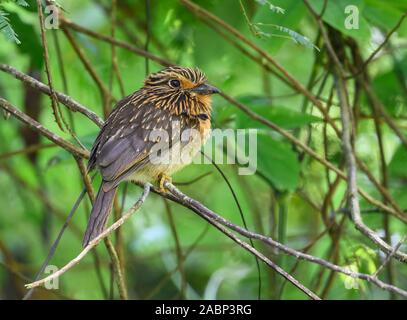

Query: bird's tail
[82,183,117,247]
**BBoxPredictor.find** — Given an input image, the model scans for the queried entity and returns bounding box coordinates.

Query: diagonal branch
[60,17,172,67]
[25,183,151,290]
[180,0,340,135]
[350,12,407,78]
[35,0,64,131]
[158,182,407,298]
[0,97,89,159]
[304,0,407,263]
[0,64,104,127]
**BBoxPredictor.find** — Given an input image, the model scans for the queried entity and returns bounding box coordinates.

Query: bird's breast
[128,122,211,184]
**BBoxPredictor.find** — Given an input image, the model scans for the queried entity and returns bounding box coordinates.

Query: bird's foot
[158,174,172,193]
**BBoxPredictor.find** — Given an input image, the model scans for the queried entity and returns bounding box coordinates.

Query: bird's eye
[169,79,181,88]
[198,113,209,121]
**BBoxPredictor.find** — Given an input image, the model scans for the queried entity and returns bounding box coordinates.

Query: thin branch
[304,2,407,262]
[75,158,128,300]
[25,183,151,290]
[0,64,104,127]
[0,143,55,160]
[362,80,407,149]
[104,236,128,300]
[157,182,407,298]
[4,80,406,264]
[61,27,112,118]
[350,12,407,78]
[220,93,402,221]
[0,163,109,299]
[201,213,321,300]
[173,172,212,186]
[144,0,151,75]
[35,0,64,131]
[180,0,340,136]
[109,0,125,97]
[60,17,172,67]
[374,233,407,278]
[25,13,404,224]
[23,183,89,299]
[164,199,187,299]
[0,97,89,159]
[143,224,210,300]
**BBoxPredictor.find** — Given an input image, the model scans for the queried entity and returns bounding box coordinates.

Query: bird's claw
[158,174,172,193]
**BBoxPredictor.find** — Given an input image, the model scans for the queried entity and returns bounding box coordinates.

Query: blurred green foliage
[0,0,407,300]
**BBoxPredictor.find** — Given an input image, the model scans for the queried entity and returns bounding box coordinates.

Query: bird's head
[143,66,220,118]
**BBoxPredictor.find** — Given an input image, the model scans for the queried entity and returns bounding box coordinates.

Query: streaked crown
[141,66,218,117]
[144,66,207,88]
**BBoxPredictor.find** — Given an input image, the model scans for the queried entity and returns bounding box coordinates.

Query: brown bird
[83,66,220,247]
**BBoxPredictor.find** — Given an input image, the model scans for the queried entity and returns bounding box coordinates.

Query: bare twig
[104,236,128,300]
[0,97,89,159]
[22,182,90,299]
[0,64,104,127]
[180,0,340,136]
[60,17,172,67]
[362,80,407,149]
[108,0,126,285]
[25,183,151,289]
[35,0,64,131]
[75,158,128,300]
[220,93,402,221]
[35,5,406,225]
[144,0,151,75]
[157,182,407,298]
[144,224,210,299]
[61,27,112,118]
[304,1,407,263]
[350,13,407,78]
[0,143,55,160]
[26,14,405,225]
[109,0,125,97]
[164,199,187,299]
[374,233,407,278]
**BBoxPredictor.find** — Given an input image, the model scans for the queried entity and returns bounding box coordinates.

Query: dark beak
[191,83,220,95]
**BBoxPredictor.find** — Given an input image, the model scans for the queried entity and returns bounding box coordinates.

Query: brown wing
[88,94,172,191]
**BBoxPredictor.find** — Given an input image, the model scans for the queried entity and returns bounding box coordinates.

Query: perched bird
[83,66,219,247]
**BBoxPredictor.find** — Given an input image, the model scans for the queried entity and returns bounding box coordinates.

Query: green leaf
[240,105,321,129]
[364,0,407,36]
[391,185,407,209]
[0,10,20,44]
[309,0,371,42]
[388,145,407,179]
[45,133,96,168]
[0,0,29,6]
[252,0,307,53]
[254,0,285,14]
[257,133,300,191]
[15,0,29,6]
[255,23,320,51]
[215,96,322,130]
[370,56,407,117]
[7,10,43,68]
